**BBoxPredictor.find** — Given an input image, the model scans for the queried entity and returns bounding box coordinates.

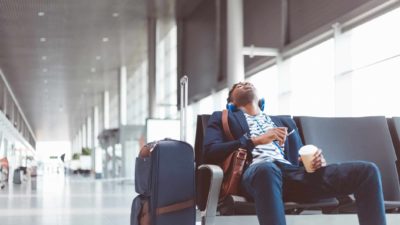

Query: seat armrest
[198,164,223,225]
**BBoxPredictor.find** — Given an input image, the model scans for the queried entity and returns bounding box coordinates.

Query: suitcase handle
[156,199,194,216]
[180,75,188,142]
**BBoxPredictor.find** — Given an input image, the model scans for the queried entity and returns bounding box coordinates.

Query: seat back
[295,116,400,201]
[388,117,400,159]
[387,117,400,183]
[194,114,211,211]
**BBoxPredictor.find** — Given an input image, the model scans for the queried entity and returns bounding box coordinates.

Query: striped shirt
[244,112,291,165]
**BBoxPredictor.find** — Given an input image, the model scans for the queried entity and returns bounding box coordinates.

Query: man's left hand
[312,149,327,170]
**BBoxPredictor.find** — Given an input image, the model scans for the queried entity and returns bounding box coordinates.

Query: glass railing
[0,73,36,149]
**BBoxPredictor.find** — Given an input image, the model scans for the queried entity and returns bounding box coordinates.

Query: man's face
[231,82,257,106]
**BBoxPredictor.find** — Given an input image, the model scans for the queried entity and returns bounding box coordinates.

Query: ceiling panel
[0,0,148,141]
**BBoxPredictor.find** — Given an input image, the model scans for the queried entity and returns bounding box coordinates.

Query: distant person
[0,157,9,189]
[204,81,386,225]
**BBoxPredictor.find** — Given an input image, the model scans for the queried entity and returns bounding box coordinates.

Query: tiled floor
[0,173,135,225]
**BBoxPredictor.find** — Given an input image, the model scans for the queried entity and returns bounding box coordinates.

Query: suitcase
[13,168,21,184]
[131,76,195,225]
[132,139,195,225]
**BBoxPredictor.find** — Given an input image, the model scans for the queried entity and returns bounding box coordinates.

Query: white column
[227,0,245,88]
[87,117,92,148]
[78,130,82,153]
[71,137,75,157]
[119,66,127,126]
[93,106,102,178]
[93,106,99,148]
[82,124,87,148]
[103,91,110,129]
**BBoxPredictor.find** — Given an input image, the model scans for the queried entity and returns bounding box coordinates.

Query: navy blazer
[203,110,303,166]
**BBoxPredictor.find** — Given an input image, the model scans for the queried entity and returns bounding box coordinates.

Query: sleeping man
[204,81,386,225]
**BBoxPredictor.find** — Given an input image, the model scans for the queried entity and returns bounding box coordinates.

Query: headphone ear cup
[226,103,237,112]
[258,98,265,111]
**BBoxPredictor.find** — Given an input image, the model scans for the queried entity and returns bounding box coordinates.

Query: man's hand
[298,148,327,171]
[311,149,327,170]
[251,127,287,146]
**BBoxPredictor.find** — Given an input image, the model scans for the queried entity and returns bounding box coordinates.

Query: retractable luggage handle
[180,75,188,142]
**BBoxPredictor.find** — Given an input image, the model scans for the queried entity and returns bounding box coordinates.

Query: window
[127,61,148,125]
[287,39,335,116]
[346,7,400,117]
[247,66,279,115]
[156,23,178,119]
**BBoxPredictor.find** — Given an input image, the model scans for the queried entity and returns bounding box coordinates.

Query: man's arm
[203,111,255,164]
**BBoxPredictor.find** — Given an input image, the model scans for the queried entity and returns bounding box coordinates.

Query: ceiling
[0,0,150,141]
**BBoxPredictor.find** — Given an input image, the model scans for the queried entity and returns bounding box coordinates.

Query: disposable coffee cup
[299,145,318,173]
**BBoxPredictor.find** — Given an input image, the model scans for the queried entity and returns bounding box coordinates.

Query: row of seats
[194,115,400,225]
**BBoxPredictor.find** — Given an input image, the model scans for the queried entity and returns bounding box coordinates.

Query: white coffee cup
[299,145,318,173]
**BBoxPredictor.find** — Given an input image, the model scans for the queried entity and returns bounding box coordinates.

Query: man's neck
[240,101,260,116]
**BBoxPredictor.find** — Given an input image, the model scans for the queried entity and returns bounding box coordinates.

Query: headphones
[226,98,265,112]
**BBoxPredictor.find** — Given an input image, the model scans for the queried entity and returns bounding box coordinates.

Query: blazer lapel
[233,111,249,134]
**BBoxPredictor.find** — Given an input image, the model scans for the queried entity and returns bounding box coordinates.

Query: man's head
[227,81,258,107]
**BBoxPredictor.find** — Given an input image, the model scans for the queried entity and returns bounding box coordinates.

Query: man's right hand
[251,127,287,146]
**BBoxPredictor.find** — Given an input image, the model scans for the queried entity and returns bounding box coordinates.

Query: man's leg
[241,162,286,225]
[280,161,386,225]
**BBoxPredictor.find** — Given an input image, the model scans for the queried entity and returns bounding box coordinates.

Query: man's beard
[235,90,256,106]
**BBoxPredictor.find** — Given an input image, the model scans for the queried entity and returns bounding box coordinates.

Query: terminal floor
[1,174,400,225]
[0,174,135,225]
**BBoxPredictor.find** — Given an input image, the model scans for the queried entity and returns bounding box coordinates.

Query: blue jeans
[241,161,386,225]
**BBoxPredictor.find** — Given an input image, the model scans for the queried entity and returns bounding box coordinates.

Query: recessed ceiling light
[102,37,109,42]
[38,12,45,16]
[90,67,96,73]
[96,56,101,60]
[112,13,119,17]
[40,37,46,42]
[43,68,48,72]
[44,80,48,84]
[87,79,91,83]
[41,56,47,60]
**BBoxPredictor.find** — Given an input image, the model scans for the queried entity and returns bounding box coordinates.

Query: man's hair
[227,83,240,104]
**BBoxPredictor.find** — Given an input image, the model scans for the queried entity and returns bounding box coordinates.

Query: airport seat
[294,116,400,213]
[194,114,339,225]
[387,117,400,183]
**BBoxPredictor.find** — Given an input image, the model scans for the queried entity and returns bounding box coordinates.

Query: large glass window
[349,7,400,70]
[287,39,335,116]
[351,55,400,116]
[156,23,178,119]
[127,61,148,125]
[346,7,400,117]
[246,66,279,115]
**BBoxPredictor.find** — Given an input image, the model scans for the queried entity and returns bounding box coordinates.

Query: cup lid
[299,144,318,155]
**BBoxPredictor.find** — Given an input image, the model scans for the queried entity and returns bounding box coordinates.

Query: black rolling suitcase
[131,76,195,225]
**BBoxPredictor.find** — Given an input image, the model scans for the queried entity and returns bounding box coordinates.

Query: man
[203,81,386,225]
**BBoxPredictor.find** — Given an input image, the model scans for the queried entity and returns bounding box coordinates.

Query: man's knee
[349,161,381,182]
[252,162,282,183]
[360,161,380,177]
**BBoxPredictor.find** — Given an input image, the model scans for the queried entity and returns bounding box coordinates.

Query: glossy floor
[1,174,399,225]
[0,173,135,225]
